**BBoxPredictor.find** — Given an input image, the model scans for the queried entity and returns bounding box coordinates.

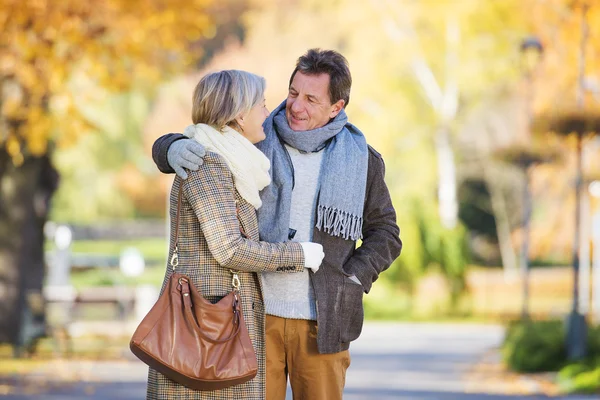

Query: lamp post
[520,36,544,78]
[566,2,590,361]
[534,2,600,361]
[520,36,544,128]
[591,181,600,324]
[495,145,558,320]
[518,36,543,319]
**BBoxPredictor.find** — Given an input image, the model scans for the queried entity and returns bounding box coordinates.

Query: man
[152,49,402,400]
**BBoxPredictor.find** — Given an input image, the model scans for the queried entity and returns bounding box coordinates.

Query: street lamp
[518,36,543,319]
[520,37,543,119]
[591,181,600,324]
[520,36,544,72]
[532,3,598,361]
[567,2,590,361]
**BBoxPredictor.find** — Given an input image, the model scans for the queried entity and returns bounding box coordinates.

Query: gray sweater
[261,145,324,320]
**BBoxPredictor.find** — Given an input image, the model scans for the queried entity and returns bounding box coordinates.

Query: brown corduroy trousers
[265,315,351,400]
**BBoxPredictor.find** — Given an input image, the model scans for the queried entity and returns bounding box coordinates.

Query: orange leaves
[0,0,214,159]
[1,95,21,120]
[22,110,51,156]
[525,0,600,113]
[13,63,38,90]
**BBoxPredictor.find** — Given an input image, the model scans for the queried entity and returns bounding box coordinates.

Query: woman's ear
[235,114,245,129]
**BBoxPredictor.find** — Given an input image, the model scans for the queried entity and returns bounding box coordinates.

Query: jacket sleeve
[152,133,186,174]
[183,153,305,273]
[344,148,402,293]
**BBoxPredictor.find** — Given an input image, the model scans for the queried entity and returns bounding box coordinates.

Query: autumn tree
[0,0,214,349]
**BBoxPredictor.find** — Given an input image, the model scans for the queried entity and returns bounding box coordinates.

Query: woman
[146,70,324,399]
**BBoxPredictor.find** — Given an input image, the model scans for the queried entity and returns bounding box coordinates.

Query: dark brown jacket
[153,134,402,354]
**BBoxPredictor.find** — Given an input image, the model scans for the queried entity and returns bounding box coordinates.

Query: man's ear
[329,99,345,118]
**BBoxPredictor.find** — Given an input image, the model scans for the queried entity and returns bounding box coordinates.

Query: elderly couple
[148,49,402,400]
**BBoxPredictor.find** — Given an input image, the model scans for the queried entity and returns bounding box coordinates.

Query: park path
[343,322,595,399]
[1,322,597,399]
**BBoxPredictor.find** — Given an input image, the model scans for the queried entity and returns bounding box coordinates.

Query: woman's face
[239,99,269,144]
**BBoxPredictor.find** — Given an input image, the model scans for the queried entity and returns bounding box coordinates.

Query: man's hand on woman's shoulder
[167,139,206,179]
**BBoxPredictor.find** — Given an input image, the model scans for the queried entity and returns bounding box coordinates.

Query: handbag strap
[169,182,184,270]
[170,178,247,287]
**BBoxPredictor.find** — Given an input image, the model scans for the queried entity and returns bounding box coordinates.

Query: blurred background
[1,0,600,398]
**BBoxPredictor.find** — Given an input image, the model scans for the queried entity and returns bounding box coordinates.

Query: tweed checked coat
[146,152,305,400]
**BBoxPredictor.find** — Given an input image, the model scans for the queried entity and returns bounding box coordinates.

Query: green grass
[0,334,133,363]
[0,356,49,374]
[46,238,168,263]
[45,238,168,288]
[558,363,600,394]
[69,266,166,289]
[364,279,411,320]
[362,278,497,323]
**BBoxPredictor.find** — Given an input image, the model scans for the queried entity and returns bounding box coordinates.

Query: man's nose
[291,98,304,112]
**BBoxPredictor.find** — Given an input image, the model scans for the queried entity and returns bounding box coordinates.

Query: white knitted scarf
[183,123,271,209]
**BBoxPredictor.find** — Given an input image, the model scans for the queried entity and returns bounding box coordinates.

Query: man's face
[285,71,344,131]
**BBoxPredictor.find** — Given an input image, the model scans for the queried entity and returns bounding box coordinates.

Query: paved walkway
[1,322,596,399]
[343,323,595,399]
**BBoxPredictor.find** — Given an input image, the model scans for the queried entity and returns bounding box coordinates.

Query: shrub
[587,324,600,355]
[503,320,600,394]
[417,205,470,306]
[502,320,567,372]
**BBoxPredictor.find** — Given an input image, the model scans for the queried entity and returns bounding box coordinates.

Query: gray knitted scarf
[256,101,368,242]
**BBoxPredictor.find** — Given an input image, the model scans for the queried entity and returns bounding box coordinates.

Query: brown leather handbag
[130,183,258,391]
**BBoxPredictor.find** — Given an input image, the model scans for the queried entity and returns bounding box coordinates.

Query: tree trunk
[0,148,58,351]
[520,169,532,319]
[435,125,458,229]
[481,163,518,281]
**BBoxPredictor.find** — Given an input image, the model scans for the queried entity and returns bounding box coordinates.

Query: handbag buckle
[178,277,189,286]
[170,246,179,270]
[231,272,240,290]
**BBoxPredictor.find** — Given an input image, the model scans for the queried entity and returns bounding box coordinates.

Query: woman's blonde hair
[191,70,266,131]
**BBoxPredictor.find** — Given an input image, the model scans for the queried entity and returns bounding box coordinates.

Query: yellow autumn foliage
[0,0,214,165]
[528,0,600,113]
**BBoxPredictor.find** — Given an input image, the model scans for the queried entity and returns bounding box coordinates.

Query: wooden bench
[73,286,136,320]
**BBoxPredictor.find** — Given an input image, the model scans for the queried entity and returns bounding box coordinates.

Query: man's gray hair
[289,49,352,107]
